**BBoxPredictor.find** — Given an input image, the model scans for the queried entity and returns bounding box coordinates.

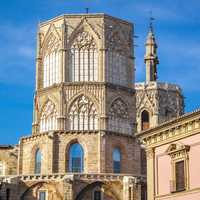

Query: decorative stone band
[137,109,200,148]
[0,173,146,184]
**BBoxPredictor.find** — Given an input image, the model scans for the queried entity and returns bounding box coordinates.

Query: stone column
[60,19,67,82]
[57,84,66,131]
[123,176,141,200]
[63,175,74,200]
[146,148,155,200]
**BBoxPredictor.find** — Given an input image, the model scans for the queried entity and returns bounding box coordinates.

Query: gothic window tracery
[43,34,61,88]
[108,98,131,134]
[69,95,98,131]
[40,100,58,132]
[70,31,98,82]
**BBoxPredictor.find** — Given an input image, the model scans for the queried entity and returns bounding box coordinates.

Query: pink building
[138,109,200,200]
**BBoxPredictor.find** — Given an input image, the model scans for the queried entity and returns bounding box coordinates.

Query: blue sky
[1,0,200,144]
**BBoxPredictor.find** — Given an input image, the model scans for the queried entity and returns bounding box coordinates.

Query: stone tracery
[69,95,98,131]
[70,31,98,82]
[40,100,58,132]
[43,33,61,88]
[108,98,131,134]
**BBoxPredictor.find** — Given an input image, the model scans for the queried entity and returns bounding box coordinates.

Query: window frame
[70,31,99,82]
[35,149,42,174]
[113,147,121,173]
[141,110,150,131]
[68,143,84,173]
[38,190,48,200]
[167,143,190,193]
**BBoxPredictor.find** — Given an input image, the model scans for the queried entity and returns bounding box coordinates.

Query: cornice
[36,82,135,95]
[137,108,200,148]
[20,129,136,143]
[39,13,132,28]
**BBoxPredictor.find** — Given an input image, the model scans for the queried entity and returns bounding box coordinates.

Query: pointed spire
[145,16,159,83]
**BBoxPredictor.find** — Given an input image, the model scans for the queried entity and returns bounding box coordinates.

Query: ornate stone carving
[109,98,129,119]
[71,31,96,49]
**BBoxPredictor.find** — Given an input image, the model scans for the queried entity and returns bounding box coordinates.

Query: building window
[70,31,98,82]
[108,98,131,134]
[113,148,121,173]
[69,95,98,131]
[175,161,185,191]
[141,110,150,130]
[38,191,46,200]
[69,143,84,173]
[0,161,4,175]
[35,149,42,174]
[43,45,61,88]
[167,143,190,193]
[94,191,102,200]
[40,100,58,132]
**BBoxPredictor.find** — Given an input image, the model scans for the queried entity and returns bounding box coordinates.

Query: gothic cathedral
[0,13,184,200]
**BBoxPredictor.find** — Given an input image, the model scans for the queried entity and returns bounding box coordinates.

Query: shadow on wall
[0,180,121,200]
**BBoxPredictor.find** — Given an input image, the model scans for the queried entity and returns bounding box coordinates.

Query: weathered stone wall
[135,82,184,132]
[102,133,141,174]
[19,133,54,175]
[0,146,18,175]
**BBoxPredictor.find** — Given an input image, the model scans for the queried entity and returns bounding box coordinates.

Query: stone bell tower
[135,22,184,132]
[145,23,159,83]
[32,14,136,135]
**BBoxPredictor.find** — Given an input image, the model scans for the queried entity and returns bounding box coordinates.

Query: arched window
[0,161,5,175]
[40,100,58,132]
[108,98,131,134]
[43,38,60,88]
[113,148,121,173]
[141,110,150,130]
[69,143,84,172]
[35,149,42,174]
[69,95,98,131]
[70,31,98,82]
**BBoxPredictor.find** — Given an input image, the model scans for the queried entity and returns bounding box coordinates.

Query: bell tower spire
[145,17,159,82]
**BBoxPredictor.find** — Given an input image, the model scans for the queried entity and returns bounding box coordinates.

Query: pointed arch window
[141,110,150,130]
[69,95,98,131]
[35,149,42,174]
[108,98,131,134]
[40,100,58,132]
[113,148,121,173]
[70,31,98,82]
[69,143,84,172]
[43,37,61,88]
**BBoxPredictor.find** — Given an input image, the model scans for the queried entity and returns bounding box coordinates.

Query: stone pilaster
[146,148,155,200]
[63,175,74,200]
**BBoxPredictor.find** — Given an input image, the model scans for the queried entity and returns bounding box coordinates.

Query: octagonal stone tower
[9,13,144,200]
